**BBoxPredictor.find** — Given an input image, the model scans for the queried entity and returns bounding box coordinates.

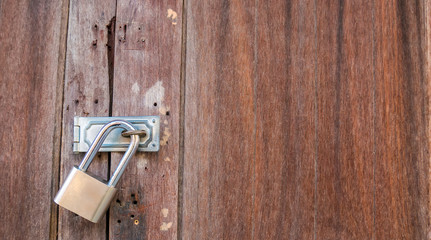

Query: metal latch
[73,116,160,153]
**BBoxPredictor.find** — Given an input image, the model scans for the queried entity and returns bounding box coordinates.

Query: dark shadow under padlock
[54,120,140,223]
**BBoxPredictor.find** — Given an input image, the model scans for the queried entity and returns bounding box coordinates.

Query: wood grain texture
[0,0,67,239]
[109,0,182,239]
[374,0,429,238]
[316,1,374,239]
[254,0,315,239]
[181,1,255,239]
[58,0,116,239]
[1,0,430,238]
[427,0,431,236]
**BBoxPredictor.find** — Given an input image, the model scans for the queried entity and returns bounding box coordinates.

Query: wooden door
[0,0,430,239]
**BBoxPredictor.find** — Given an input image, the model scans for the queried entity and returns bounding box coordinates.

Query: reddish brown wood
[374,1,429,238]
[181,1,255,239]
[1,0,430,238]
[58,0,116,239]
[254,0,316,239]
[316,1,374,239]
[427,1,431,233]
[109,0,182,239]
[0,0,68,239]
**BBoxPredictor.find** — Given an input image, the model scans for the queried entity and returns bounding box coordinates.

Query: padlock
[54,120,140,223]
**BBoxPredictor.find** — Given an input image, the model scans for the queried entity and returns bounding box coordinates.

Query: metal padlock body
[55,166,117,222]
[54,120,140,223]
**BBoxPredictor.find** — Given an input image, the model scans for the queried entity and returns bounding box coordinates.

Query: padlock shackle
[78,120,140,187]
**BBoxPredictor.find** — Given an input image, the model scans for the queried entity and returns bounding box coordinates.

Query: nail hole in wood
[153,102,157,107]
[166,111,170,116]
[94,99,99,104]
[133,200,138,205]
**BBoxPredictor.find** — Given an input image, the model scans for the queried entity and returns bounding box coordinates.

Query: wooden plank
[109,0,182,239]
[374,0,429,238]
[0,0,67,239]
[181,1,255,239]
[58,0,116,239]
[427,0,431,235]
[254,0,315,239]
[316,1,374,239]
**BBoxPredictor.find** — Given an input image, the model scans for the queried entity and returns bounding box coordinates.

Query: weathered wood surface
[109,0,182,239]
[1,0,431,239]
[181,0,430,239]
[254,0,315,239]
[182,1,255,239]
[58,0,116,239]
[315,1,374,239]
[374,0,429,239]
[0,0,68,239]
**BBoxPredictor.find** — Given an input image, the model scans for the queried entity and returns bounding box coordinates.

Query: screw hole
[117,220,121,223]
[130,214,135,218]
[94,24,98,29]
[74,100,79,105]
[133,200,138,205]
[144,167,148,171]
[116,199,121,204]
[94,99,99,104]
[166,111,170,116]
[153,102,157,106]
[131,193,135,198]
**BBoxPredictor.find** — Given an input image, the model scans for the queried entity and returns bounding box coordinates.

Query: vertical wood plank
[109,0,182,239]
[58,0,116,239]
[426,0,431,235]
[182,1,255,239]
[316,1,374,239]
[254,0,315,239]
[0,0,67,239]
[374,0,429,238]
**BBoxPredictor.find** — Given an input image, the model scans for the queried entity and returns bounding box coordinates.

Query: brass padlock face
[54,166,117,223]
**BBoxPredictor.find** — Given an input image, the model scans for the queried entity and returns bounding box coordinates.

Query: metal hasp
[55,120,141,223]
[73,116,160,153]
